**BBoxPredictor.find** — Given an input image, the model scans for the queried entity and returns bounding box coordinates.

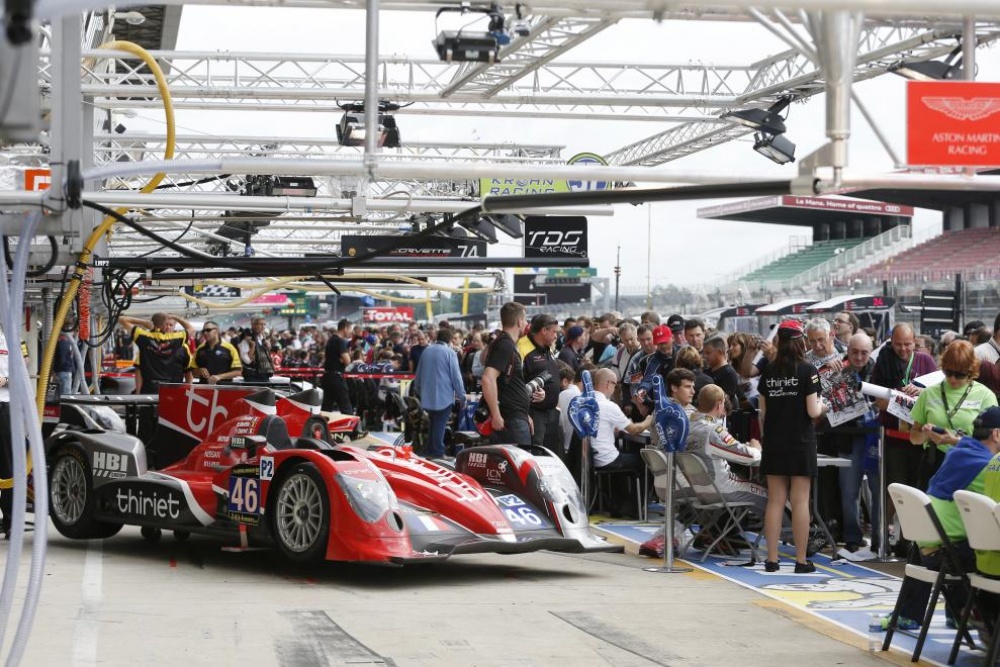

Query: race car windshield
[334,473,395,523]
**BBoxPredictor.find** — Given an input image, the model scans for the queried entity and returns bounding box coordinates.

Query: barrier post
[644,451,691,574]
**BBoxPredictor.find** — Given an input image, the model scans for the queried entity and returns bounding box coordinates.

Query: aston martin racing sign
[908,81,1000,167]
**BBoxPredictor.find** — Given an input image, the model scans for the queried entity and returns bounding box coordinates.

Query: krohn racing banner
[523,216,588,259]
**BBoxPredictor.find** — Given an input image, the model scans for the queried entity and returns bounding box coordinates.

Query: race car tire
[270,462,330,564]
[49,446,123,540]
[303,416,330,443]
[141,526,162,543]
[173,530,190,542]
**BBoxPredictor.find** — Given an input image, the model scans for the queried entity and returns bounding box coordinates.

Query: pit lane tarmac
[2,525,897,666]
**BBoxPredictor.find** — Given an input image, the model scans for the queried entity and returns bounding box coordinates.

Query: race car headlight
[334,473,395,523]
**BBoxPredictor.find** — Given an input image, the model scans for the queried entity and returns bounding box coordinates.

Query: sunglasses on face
[943,369,969,379]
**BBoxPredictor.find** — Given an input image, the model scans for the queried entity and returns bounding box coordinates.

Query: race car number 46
[229,476,260,514]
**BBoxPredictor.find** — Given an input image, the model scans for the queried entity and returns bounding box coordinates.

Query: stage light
[337,101,403,148]
[432,2,511,63]
[459,216,498,244]
[244,175,317,197]
[720,96,792,135]
[891,59,963,81]
[753,132,796,165]
[483,213,523,238]
[113,10,146,25]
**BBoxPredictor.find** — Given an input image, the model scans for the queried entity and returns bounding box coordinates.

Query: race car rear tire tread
[270,462,330,564]
[303,416,330,442]
[49,446,124,540]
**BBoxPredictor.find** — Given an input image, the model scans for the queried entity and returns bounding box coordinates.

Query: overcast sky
[125,8,994,292]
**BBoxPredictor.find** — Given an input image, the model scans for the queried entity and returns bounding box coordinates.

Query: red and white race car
[43,384,617,565]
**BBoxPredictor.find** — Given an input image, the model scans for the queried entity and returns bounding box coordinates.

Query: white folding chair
[883,483,972,662]
[951,489,1000,665]
[674,451,761,563]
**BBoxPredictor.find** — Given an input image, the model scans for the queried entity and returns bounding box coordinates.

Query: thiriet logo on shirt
[765,377,799,388]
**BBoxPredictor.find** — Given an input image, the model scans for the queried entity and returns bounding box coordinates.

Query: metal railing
[717,234,812,285]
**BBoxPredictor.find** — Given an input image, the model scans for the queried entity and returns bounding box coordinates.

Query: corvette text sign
[908,81,1000,167]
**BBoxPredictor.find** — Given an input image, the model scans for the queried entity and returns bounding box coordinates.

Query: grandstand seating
[866,227,1000,279]
[740,238,863,283]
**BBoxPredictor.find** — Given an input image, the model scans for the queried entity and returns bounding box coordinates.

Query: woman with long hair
[758,320,826,573]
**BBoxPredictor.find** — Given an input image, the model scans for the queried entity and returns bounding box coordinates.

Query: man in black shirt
[482,302,531,446]
[322,318,354,413]
[523,314,562,454]
[704,335,744,412]
[193,321,243,384]
[634,325,675,415]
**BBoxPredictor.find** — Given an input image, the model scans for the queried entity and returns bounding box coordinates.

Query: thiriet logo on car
[115,488,182,519]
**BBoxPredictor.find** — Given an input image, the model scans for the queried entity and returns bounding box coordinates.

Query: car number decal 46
[227,464,262,525]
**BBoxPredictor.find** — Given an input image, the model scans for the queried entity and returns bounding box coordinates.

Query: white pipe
[81,156,770,187]
[34,0,1000,22]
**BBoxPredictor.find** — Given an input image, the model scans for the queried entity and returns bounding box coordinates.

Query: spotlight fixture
[336,101,404,148]
[720,96,792,135]
[432,2,511,63]
[483,213,524,238]
[753,132,796,165]
[243,175,317,197]
[892,43,964,81]
[451,213,498,244]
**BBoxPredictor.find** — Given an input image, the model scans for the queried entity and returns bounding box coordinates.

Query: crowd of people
[104,306,1000,582]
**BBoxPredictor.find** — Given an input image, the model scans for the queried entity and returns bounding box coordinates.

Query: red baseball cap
[652,325,673,345]
[777,319,804,339]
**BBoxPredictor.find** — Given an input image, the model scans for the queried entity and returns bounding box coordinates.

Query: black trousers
[322,373,353,414]
[529,407,561,452]
[0,403,14,530]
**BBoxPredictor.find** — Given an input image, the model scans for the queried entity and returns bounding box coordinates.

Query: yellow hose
[35,40,175,418]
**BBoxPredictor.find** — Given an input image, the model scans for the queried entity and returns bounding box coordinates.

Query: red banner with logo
[362,307,414,324]
[908,81,1000,167]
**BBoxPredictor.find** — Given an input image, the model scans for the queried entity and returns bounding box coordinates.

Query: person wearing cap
[193,321,243,385]
[973,407,1000,623]
[891,405,1000,631]
[523,314,562,452]
[558,325,587,371]
[666,315,686,354]
[632,325,675,414]
[481,302,532,446]
[759,319,826,573]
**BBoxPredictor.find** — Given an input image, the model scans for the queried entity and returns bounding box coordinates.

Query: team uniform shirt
[685,411,766,500]
[980,451,1000,575]
[621,349,650,407]
[484,332,529,422]
[910,381,998,453]
[591,392,630,467]
[194,340,242,376]
[758,360,822,477]
[523,338,561,411]
[922,436,993,553]
[133,327,192,386]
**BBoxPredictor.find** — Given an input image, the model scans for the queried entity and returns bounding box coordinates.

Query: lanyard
[940,381,973,431]
[901,353,914,387]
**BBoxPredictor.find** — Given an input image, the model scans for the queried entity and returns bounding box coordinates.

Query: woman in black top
[759,320,825,573]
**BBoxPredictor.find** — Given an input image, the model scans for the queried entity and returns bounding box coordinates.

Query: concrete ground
[0,524,908,666]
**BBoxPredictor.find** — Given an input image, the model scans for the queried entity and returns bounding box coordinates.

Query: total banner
[362,307,415,324]
[908,81,1000,166]
[523,216,588,259]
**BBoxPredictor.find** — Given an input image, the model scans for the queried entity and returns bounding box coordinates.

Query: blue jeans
[426,406,452,458]
[57,371,73,395]
[489,417,531,447]
[838,435,880,546]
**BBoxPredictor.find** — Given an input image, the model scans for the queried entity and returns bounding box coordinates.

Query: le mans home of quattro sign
[908,81,1000,166]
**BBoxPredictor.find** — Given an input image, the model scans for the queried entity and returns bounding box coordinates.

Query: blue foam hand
[652,376,689,453]
[568,369,599,438]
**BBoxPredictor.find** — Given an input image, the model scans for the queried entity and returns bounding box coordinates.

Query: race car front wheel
[49,446,123,540]
[271,462,330,564]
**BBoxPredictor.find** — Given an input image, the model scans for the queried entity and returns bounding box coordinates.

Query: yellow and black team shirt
[194,340,242,376]
[133,327,192,385]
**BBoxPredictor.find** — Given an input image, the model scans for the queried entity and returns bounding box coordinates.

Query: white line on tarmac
[70,539,102,667]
